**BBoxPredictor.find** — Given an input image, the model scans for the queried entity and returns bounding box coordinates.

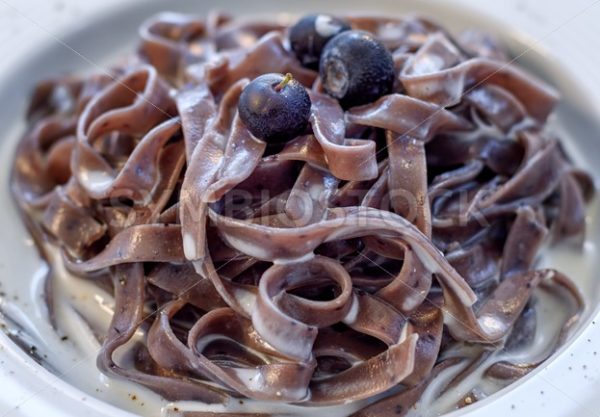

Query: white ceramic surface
[1,1,600,417]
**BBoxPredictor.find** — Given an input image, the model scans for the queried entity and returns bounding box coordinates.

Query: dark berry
[320,30,395,108]
[238,73,311,143]
[289,14,351,70]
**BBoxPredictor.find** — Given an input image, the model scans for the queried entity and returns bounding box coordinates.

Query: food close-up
[1,2,599,417]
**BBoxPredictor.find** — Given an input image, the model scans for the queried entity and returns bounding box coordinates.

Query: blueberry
[289,14,351,70]
[238,73,311,144]
[320,30,395,108]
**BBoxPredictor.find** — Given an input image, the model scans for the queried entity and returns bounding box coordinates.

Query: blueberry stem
[275,73,294,92]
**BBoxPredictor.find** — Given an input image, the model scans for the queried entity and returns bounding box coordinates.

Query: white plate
[1,1,600,417]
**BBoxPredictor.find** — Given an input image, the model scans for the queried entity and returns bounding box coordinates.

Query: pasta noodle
[10,11,592,416]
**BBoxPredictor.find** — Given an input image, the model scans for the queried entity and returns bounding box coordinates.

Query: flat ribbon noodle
[98,264,227,403]
[401,33,559,122]
[10,11,594,416]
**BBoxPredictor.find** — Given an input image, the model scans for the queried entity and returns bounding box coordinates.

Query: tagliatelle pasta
[10,11,592,416]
